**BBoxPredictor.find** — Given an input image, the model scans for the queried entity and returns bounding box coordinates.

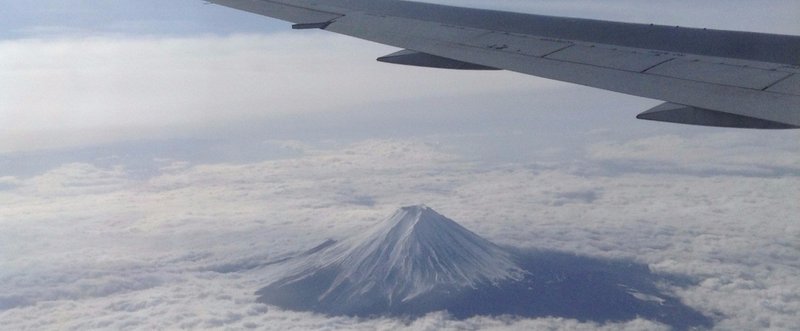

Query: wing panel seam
[640,58,677,73]
[761,73,795,91]
[539,44,576,58]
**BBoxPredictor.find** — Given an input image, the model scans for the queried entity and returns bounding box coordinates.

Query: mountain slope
[258,205,524,314]
[255,206,712,330]
[317,205,524,303]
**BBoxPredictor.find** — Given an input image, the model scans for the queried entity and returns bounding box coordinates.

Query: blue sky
[1,1,799,330]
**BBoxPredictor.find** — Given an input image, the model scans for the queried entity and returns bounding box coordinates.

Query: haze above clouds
[1,0,798,330]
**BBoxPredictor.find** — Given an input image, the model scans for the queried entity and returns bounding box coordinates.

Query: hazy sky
[1,0,799,157]
[1,1,799,330]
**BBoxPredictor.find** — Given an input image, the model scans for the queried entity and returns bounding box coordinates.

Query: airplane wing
[206,0,800,129]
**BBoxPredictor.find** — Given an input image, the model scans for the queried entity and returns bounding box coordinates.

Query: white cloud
[0,33,556,153]
[586,131,800,176]
[0,176,20,190]
[20,163,133,195]
[0,138,798,330]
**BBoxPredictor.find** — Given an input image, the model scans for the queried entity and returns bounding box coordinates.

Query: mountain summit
[256,206,712,330]
[318,205,524,303]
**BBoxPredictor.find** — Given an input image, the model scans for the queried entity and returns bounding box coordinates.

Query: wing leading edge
[207,0,800,129]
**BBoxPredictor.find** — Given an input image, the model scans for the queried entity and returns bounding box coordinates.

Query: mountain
[257,205,524,315]
[256,205,713,330]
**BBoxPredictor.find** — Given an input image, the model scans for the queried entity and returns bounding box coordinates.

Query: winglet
[637,102,799,129]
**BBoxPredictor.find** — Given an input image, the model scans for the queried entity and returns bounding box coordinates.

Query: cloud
[0,139,798,330]
[19,163,133,196]
[586,132,800,176]
[550,189,601,206]
[0,33,555,153]
[0,176,20,191]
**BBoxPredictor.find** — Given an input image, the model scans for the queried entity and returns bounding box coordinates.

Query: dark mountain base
[257,248,713,331]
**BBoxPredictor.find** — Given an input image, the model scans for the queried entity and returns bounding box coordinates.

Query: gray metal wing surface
[206,0,800,129]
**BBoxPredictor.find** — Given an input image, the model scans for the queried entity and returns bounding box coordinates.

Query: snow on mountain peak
[296,205,525,303]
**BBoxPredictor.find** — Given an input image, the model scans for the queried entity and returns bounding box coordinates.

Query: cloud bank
[1,138,798,330]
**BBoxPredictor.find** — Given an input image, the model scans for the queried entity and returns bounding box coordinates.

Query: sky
[1,0,799,330]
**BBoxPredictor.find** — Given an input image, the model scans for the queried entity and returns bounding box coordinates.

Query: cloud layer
[0,33,556,153]
[1,138,798,330]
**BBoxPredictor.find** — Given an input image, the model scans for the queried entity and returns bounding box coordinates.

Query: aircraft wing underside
[207,0,800,129]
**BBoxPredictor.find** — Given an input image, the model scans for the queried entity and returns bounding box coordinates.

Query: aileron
[644,59,793,91]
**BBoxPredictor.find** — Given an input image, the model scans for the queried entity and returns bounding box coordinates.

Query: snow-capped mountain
[256,206,712,330]
[312,205,525,303]
[257,205,524,315]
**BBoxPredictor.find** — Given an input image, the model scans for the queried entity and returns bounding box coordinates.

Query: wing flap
[545,45,675,73]
[644,59,793,90]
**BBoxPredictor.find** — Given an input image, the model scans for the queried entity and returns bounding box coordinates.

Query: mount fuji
[256,205,712,330]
